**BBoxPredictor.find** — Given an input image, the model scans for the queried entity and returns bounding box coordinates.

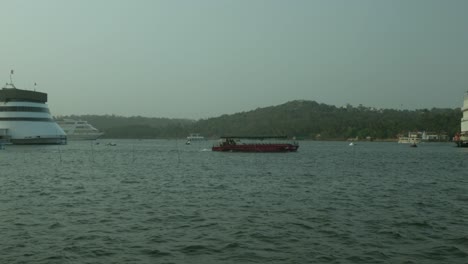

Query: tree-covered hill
[192,100,461,140]
[57,100,462,140]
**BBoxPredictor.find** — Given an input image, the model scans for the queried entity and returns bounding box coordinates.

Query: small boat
[410,143,418,148]
[212,136,299,152]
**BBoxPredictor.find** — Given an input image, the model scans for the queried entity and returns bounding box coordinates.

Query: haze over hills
[57,100,461,140]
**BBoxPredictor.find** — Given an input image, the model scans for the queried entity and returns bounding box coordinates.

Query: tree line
[57,100,462,140]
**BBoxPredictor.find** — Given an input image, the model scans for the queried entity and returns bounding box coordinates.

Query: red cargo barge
[212,136,299,152]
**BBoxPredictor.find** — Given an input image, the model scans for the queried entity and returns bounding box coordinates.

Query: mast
[3,70,16,89]
[9,70,16,88]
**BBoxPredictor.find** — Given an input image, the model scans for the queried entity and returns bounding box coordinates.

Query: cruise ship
[454,92,468,147]
[56,119,103,140]
[0,72,66,144]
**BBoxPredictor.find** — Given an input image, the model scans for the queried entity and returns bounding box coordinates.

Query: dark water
[0,140,467,263]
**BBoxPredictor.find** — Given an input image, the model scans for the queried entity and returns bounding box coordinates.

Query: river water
[0,140,467,263]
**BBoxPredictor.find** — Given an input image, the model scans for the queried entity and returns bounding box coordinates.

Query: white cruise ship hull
[455,92,468,147]
[12,136,66,144]
[66,133,103,140]
[0,102,67,145]
[397,137,421,144]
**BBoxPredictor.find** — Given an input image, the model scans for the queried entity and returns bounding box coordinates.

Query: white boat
[398,132,421,144]
[0,71,66,144]
[56,119,103,140]
[186,133,205,141]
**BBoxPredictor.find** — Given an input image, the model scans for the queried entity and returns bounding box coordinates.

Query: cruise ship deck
[0,73,66,144]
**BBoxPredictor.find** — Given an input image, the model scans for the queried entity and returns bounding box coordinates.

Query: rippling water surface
[0,140,467,263]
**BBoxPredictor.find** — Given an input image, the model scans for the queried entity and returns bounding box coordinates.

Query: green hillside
[57,100,461,140]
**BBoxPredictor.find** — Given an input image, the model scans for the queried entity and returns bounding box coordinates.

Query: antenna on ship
[9,69,16,88]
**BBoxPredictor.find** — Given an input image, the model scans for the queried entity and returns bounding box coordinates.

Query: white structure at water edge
[0,72,66,144]
[454,92,468,147]
[461,92,468,134]
[398,132,421,144]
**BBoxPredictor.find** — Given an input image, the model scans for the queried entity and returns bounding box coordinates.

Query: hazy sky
[1,0,467,119]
